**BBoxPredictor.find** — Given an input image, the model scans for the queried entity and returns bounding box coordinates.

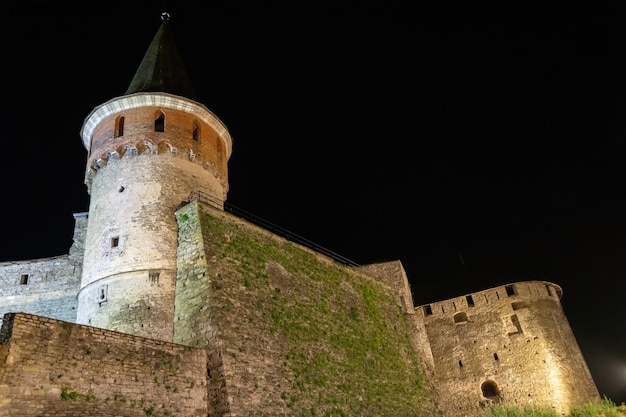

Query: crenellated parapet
[81,93,232,193]
[417,281,563,320]
[84,137,227,193]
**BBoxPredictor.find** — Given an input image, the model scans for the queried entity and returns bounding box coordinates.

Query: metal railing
[185,191,360,267]
[224,202,360,267]
[187,190,224,209]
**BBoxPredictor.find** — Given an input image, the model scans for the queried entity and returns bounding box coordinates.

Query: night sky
[1,0,626,405]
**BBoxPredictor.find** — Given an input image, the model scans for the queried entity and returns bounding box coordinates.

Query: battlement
[81,93,232,153]
[415,280,597,417]
[82,93,232,192]
[418,280,563,320]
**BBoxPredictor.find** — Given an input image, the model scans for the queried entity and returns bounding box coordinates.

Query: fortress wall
[0,212,86,324]
[0,312,207,417]
[519,293,600,405]
[358,261,440,404]
[0,256,80,323]
[417,281,599,417]
[357,261,415,314]
[173,201,439,417]
[68,213,88,265]
[174,200,226,415]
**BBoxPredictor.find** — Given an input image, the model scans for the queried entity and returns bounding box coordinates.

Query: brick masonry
[0,312,207,417]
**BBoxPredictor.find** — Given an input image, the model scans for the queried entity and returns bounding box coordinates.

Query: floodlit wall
[0,213,86,323]
[417,281,600,417]
[0,312,207,417]
[173,200,439,417]
[0,204,601,417]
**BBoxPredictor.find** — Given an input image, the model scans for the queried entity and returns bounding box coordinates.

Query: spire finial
[161,11,170,21]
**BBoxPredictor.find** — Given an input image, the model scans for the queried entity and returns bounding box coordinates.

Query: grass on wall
[199,207,435,416]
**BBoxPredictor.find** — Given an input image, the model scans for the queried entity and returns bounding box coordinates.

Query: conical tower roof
[125,13,199,101]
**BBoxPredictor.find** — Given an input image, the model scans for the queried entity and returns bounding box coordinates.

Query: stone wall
[358,261,440,405]
[417,281,600,417]
[0,213,86,324]
[0,313,207,417]
[0,256,78,323]
[173,200,439,417]
[0,202,602,417]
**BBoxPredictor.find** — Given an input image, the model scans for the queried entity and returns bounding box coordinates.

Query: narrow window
[495,291,500,300]
[192,121,200,142]
[441,305,445,314]
[155,111,165,132]
[111,236,119,248]
[493,353,499,361]
[505,284,516,296]
[115,115,125,137]
[466,295,474,307]
[20,274,29,285]
[98,285,108,304]
[458,360,463,367]
[217,139,223,167]
[423,305,433,316]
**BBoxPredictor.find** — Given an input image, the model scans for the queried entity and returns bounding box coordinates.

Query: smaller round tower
[75,14,232,342]
[416,280,599,417]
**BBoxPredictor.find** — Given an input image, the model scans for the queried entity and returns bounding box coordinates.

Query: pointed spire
[125,13,199,101]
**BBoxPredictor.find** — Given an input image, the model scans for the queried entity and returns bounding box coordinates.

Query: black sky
[1,0,626,405]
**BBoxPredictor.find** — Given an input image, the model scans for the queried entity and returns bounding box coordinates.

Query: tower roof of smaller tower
[125,13,199,101]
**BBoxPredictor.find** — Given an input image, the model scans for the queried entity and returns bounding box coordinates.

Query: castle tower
[417,281,600,416]
[76,13,233,341]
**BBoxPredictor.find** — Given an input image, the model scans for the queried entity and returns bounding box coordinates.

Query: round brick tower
[76,14,232,341]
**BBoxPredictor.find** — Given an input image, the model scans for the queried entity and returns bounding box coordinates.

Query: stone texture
[0,313,207,417]
[0,197,601,417]
[417,282,599,417]
[172,201,439,417]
